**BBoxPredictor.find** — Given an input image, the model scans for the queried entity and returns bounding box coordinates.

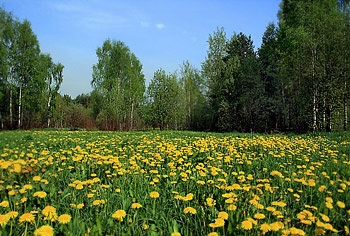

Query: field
[0,130,349,236]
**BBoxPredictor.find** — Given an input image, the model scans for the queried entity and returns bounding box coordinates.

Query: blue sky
[2,0,280,98]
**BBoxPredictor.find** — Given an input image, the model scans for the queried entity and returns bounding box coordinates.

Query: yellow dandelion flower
[6,211,18,219]
[112,210,126,222]
[87,193,94,198]
[208,232,219,236]
[77,203,84,209]
[211,218,225,228]
[260,223,271,233]
[183,207,196,214]
[19,212,35,224]
[254,213,266,220]
[0,201,9,208]
[227,204,237,211]
[271,201,287,207]
[115,188,121,193]
[131,203,142,209]
[171,233,181,236]
[92,200,101,206]
[289,227,305,235]
[337,201,346,209]
[42,206,57,221]
[34,225,54,236]
[0,214,9,227]
[8,190,16,196]
[270,221,284,231]
[315,228,326,235]
[206,198,216,207]
[76,184,84,190]
[33,176,41,181]
[218,211,228,220]
[241,220,253,230]
[325,202,333,209]
[319,213,330,222]
[266,206,276,212]
[149,191,159,198]
[344,226,349,235]
[33,191,47,199]
[143,224,149,230]
[58,214,71,224]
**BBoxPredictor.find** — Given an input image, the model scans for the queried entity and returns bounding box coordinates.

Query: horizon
[2,0,280,98]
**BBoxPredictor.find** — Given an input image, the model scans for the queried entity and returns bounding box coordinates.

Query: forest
[1,0,350,132]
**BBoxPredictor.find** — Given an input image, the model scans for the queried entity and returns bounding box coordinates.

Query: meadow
[0,130,349,236]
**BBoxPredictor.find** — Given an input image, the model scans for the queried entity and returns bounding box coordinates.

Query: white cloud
[156,23,165,30]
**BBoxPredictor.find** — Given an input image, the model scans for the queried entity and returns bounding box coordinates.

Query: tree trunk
[9,87,13,128]
[312,88,317,132]
[47,95,52,128]
[325,104,331,132]
[130,99,134,130]
[18,86,22,129]
[344,80,348,131]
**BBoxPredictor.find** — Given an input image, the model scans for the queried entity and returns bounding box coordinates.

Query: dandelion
[0,201,9,208]
[337,201,345,209]
[149,191,159,198]
[289,227,305,235]
[77,203,84,209]
[208,232,219,236]
[171,233,181,236]
[254,213,266,220]
[33,191,47,199]
[260,223,271,233]
[209,218,225,228]
[206,198,216,207]
[0,214,9,227]
[270,221,284,231]
[218,211,229,220]
[6,211,18,219]
[42,206,57,221]
[131,203,142,209]
[112,210,126,222]
[19,212,35,224]
[76,184,84,190]
[183,207,196,214]
[227,204,237,211]
[34,225,54,236]
[58,214,71,224]
[241,220,253,230]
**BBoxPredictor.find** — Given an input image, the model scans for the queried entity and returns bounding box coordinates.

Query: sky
[2,0,281,98]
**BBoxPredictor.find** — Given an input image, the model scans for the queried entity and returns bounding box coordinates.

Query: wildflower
[42,206,57,221]
[131,203,142,209]
[271,201,287,207]
[337,201,345,209]
[150,191,159,198]
[77,203,84,209]
[206,198,216,207]
[33,191,47,199]
[8,190,16,196]
[6,211,18,219]
[254,213,265,220]
[289,227,305,235]
[208,232,219,236]
[171,233,181,236]
[183,207,196,214]
[270,221,284,231]
[0,214,9,227]
[58,214,71,224]
[112,210,126,222]
[209,218,225,228]
[76,184,84,190]
[241,220,253,230]
[227,204,237,211]
[0,201,9,208]
[319,213,330,222]
[34,225,54,236]
[92,200,101,206]
[218,211,229,220]
[260,223,271,233]
[19,213,35,224]
[33,176,41,181]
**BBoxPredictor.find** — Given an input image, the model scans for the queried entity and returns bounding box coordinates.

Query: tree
[92,39,145,130]
[145,69,182,129]
[179,61,208,130]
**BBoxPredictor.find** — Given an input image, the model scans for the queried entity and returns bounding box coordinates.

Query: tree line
[1,0,349,132]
